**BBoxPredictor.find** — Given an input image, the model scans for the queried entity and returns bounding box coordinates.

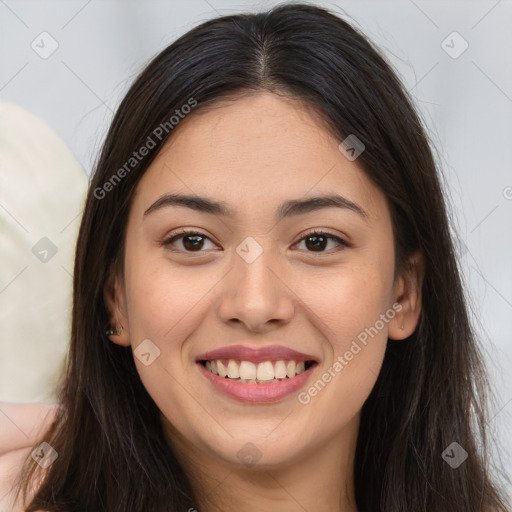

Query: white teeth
[286,361,296,378]
[239,361,257,380]
[275,360,287,379]
[257,361,275,381]
[227,359,239,379]
[203,358,313,382]
[217,360,227,378]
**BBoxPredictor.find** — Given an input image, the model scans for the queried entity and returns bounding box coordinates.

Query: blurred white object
[0,102,87,403]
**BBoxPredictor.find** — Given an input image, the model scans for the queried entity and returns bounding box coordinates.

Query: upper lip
[196,344,318,364]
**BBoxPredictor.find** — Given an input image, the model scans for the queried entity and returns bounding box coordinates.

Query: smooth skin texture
[0,402,58,511]
[104,91,424,512]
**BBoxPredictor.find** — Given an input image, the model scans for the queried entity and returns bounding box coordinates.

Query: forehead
[132,92,387,223]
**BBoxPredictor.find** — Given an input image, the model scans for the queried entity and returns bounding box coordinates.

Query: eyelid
[293,228,350,252]
[296,228,349,245]
[161,227,350,253]
[160,228,218,251]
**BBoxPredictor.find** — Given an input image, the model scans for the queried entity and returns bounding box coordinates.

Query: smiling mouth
[199,359,317,384]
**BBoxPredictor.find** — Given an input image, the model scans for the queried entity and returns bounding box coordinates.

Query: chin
[200,431,306,470]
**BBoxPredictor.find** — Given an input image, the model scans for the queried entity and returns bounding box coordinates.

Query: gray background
[1,0,511,490]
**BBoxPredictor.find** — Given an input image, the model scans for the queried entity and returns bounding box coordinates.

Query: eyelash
[161,228,350,254]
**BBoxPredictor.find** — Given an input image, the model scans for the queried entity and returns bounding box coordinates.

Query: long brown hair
[16,3,510,511]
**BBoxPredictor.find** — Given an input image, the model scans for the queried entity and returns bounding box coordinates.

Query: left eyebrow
[143,193,369,222]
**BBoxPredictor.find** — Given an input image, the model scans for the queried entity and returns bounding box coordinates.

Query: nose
[217,243,295,333]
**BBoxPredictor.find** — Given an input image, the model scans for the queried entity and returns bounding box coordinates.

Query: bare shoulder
[0,402,60,512]
[0,445,35,511]
[0,402,59,455]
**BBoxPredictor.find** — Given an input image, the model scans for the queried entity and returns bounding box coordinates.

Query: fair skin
[104,91,424,512]
[0,402,58,511]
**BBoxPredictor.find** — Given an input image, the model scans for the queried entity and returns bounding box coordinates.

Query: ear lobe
[103,269,131,347]
[388,251,425,341]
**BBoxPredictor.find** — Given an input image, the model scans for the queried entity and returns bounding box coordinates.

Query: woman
[2,3,510,511]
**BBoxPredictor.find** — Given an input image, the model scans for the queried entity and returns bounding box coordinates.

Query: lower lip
[197,362,316,404]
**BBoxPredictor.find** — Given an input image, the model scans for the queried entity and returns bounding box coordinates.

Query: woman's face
[106,91,421,471]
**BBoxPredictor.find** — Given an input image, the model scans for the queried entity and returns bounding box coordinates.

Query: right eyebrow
[143,192,369,222]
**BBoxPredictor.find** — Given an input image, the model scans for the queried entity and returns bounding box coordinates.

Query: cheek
[298,258,393,343]
[297,259,392,403]
[124,252,217,340]
[122,256,214,434]
[295,287,389,441]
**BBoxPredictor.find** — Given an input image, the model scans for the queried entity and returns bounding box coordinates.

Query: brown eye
[295,230,349,253]
[161,229,349,254]
[181,234,205,251]
[162,230,216,252]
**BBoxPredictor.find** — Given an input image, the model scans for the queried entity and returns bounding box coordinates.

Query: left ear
[388,250,425,340]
